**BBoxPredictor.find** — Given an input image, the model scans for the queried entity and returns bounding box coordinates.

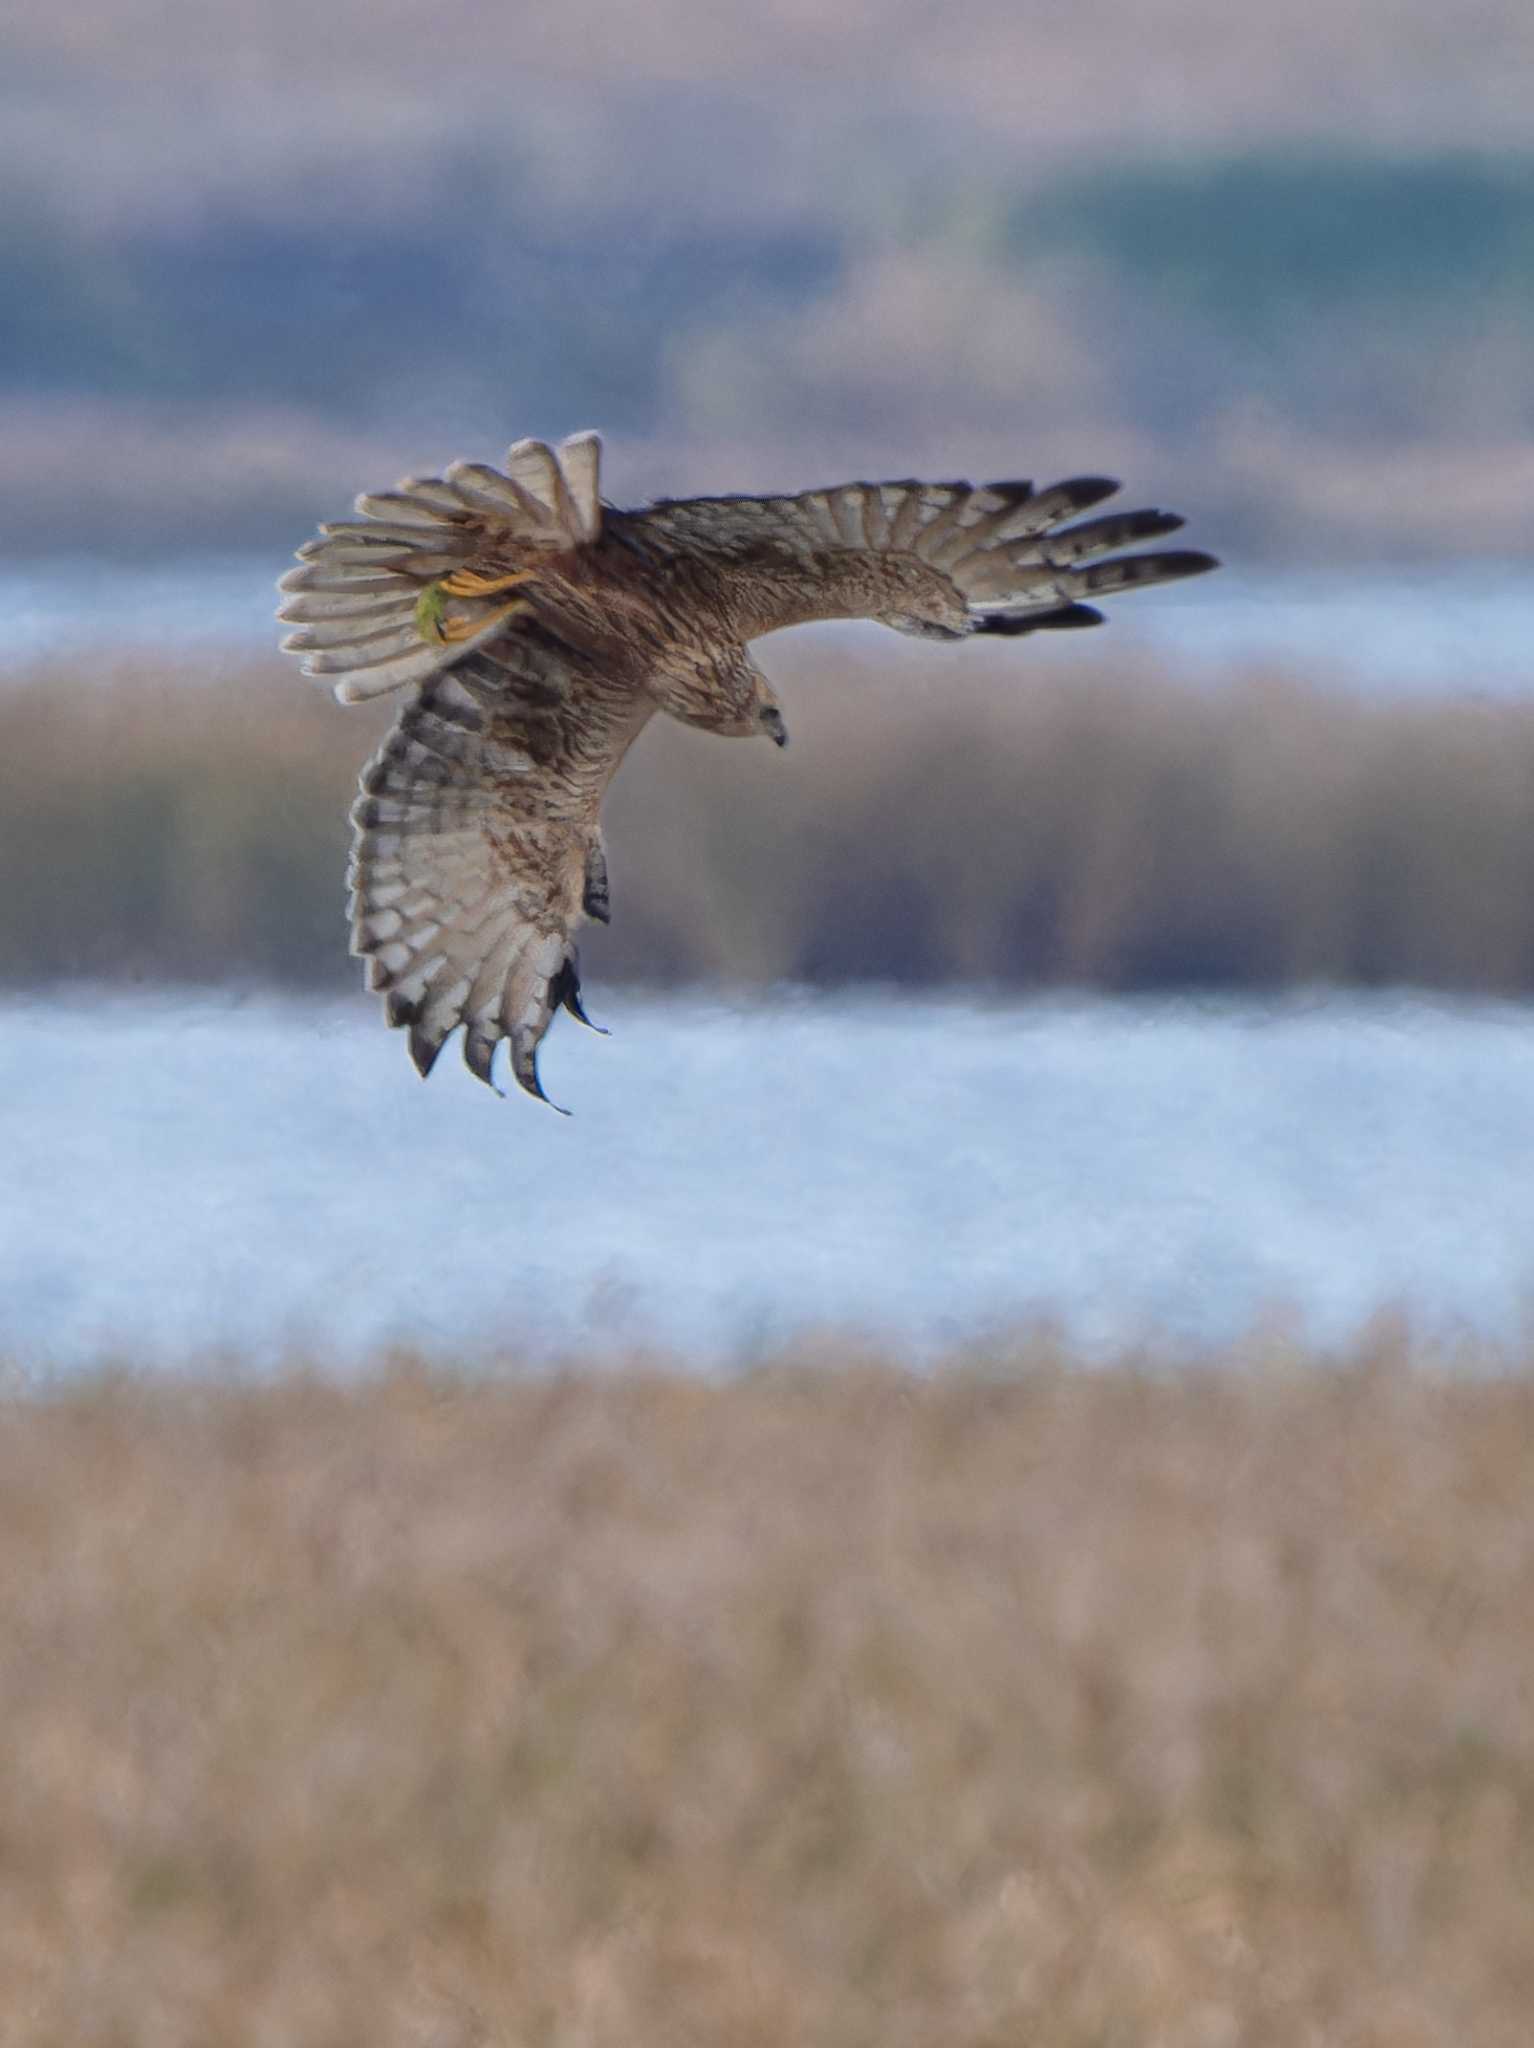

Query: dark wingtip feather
[552,955,609,1035]
[975,602,1106,637]
[1072,547,1223,600]
[1113,508,1185,542]
[1151,548,1221,580]
[463,1029,507,1097]
[408,1024,445,1079]
[1051,476,1122,515]
[1035,602,1107,631]
[511,1040,571,1116]
[524,1071,572,1116]
[380,991,442,1080]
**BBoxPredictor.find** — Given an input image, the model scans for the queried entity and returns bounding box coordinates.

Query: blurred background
[6,0,1534,561]
[5,0,1534,1363]
[11,0,1531,1359]
[5,7,1534,2041]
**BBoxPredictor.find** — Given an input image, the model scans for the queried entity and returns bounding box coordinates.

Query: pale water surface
[3,992,1531,1371]
[5,558,1531,693]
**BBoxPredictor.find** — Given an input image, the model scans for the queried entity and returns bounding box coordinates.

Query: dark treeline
[6,649,1534,997]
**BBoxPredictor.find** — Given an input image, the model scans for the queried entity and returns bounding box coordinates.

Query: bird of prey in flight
[278,432,1216,1107]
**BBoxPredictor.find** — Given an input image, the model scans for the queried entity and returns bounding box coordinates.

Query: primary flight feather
[278,432,1218,1106]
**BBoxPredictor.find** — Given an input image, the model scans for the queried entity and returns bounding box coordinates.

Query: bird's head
[653,647,787,747]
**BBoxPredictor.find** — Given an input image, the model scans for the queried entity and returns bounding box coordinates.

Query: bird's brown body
[278,432,1217,1105]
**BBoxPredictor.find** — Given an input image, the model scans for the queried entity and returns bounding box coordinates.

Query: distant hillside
[9,153,1530,430]
[1014,154,1534,328]
[4,146,1531,560]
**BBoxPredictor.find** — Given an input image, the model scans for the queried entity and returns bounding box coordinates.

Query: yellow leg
[437,596,536,643]
[417,573,537,646]
[438,567,537,599]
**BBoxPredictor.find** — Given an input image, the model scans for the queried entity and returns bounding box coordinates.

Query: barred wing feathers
[280,435,1220,1110]
[278,432,604,703]
[632,475,1217,641]
[348,639,615,1106]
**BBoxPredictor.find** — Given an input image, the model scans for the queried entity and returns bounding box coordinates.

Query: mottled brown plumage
[278,432,1217,1105]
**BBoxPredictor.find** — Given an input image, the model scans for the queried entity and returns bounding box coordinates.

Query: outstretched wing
[347,630,622,1107]
[278,433,604,703]
[624,476,1217,642]
[280,433,622,1103]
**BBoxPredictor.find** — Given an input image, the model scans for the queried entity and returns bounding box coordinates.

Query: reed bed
[5,645,1534,993]
[2,1333,1531,2043]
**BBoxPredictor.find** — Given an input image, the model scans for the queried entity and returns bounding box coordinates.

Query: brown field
[3,1335,1533,2044]
[6,647,1534,996]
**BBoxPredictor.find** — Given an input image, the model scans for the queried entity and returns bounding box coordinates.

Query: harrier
[278,433,1217,1107]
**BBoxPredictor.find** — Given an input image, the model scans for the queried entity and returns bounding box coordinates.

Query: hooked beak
[759,705,789,749]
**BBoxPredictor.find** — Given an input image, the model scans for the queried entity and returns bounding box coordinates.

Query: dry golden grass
[8,647,1534,995]
[3,1336,1533,2044]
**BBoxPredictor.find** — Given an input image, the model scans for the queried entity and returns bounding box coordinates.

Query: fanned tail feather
[277,432,605,704]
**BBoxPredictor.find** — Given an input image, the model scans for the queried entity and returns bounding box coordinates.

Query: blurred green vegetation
[1013,152,1534,329]
[1001,152,1534,449]
[6,649,1534,996]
